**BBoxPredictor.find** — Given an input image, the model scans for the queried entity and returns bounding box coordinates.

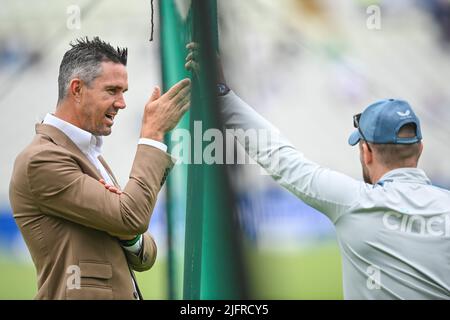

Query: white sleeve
[220,91,365,223]
[138,138,168,153]
[121,234,143,254]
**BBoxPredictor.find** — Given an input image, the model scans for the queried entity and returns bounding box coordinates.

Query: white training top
[220,91,450,300]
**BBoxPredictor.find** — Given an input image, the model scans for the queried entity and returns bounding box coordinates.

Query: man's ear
[361,142,373,166]
[417,142,424,161]
[69,78,83,102]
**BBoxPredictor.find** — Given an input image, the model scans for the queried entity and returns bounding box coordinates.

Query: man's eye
[107,89,116,95]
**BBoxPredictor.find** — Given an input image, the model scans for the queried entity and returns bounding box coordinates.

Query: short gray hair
[57,36,127,102]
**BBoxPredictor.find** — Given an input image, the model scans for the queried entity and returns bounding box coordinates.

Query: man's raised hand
[140,78,191,142]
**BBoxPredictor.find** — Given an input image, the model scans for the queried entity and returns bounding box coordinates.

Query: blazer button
[133,291,139,299]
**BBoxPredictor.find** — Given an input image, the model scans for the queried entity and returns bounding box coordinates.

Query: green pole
[159,0,191,300]
[183,0,248,300]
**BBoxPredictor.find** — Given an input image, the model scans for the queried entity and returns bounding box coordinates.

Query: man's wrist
[121,235,143,255]
[141,131,164,142]
[120,234,141,247]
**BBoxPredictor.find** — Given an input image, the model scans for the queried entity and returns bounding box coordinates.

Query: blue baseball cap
[348,99,422,146]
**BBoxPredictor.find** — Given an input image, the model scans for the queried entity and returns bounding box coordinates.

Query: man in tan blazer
[9,37,190,299]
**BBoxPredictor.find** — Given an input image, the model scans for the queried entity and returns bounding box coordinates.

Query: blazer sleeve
[27,144,174,236]
[124,233,157,272]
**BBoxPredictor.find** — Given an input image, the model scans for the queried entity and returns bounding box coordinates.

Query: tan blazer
[9,124,173,300]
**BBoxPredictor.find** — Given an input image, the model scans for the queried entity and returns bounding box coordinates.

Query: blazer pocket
[66,261,113,300]
[79,261,113,279]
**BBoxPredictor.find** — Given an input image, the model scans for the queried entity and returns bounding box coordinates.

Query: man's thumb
[150,86,161,102]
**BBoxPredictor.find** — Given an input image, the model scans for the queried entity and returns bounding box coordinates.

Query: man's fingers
[186,42,199,50]
[179,102,190,115]
[103,183,122,195]
[149,86,161,103]
[178,93,191,108]
[173,84,191,104]
[185,60,199,72]
[185,51,197,62]
[165,78,191,100]
[101,180,122,195]
[110,188,122,195]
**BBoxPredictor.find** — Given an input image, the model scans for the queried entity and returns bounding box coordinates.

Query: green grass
[0,258,37,300]
[245,242,343,299]
[0,242,343,299]
[135,259,168,299]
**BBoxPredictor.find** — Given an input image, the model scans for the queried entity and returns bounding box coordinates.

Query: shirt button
[133,291,139,299]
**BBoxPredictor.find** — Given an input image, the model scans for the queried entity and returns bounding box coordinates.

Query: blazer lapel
[35,123,104,181]
[97,155,120,188]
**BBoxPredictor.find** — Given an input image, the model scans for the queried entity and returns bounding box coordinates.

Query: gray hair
[57,36,127,102]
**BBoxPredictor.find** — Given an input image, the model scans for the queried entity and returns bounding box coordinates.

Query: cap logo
[396,110,411,117]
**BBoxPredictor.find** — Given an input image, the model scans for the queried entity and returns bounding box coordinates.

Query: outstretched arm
[185,42,363,222]
[220,92,365,223]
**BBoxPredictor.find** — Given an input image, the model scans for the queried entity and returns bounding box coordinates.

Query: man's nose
[114,94,126,109]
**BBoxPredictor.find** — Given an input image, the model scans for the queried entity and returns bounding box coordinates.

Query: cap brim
[348,130,361,146]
